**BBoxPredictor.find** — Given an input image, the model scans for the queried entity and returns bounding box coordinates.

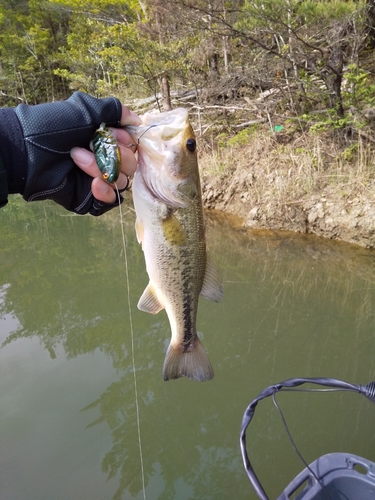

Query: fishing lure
[91,123,121,183]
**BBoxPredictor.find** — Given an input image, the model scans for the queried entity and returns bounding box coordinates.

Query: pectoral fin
[138,283,164,314]
[162,213,187,246]
[200,257,224,303]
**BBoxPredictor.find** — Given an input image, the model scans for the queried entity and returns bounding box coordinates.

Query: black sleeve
[0,91,124,216]
[0,107,26,208]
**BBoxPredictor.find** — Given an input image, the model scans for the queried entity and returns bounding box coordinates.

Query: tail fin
[162,337,214,382]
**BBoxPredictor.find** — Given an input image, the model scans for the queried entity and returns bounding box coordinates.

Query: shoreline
[198,127,375,250]
[200,166,375,250]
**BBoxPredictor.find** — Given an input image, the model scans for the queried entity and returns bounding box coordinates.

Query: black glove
[0,91,124,215]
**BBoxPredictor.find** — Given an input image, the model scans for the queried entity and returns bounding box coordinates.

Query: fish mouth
[130,124,182,144]
[124,108,189,147]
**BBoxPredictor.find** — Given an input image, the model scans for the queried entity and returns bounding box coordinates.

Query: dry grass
[198,126,375,208]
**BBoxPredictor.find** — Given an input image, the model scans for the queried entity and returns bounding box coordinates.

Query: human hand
[70,105,141,205]
[7,92,142,216]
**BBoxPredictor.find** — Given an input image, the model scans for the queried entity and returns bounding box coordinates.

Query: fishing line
[271,391,334,500]
[122,124,158,145]
[115,183,147,500]
[137,124,157,142]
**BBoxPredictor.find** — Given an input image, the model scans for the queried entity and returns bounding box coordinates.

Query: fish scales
[126,108,223,382]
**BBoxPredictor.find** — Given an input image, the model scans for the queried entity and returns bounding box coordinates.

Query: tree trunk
[159,74,172,111]
[366,0,375,48]
[325,49,344,116]
[322,21,353,117]
[222,36,228,75]
[208,53,220,77]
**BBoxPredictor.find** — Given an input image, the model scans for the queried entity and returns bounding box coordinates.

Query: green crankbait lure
[91,123,121,183]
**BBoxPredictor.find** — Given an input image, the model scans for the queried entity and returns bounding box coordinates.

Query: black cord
[272,392,333,500]
[240,377,375,500]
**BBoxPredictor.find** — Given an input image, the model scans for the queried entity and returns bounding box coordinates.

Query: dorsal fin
[200,257,223,303]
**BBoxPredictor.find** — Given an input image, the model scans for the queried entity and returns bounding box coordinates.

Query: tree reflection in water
[1,198,375,499]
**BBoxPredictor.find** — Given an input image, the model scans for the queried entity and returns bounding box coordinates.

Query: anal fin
[137,283,164,314]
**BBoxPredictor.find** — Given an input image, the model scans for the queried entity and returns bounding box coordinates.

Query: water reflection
[1,197,375,499]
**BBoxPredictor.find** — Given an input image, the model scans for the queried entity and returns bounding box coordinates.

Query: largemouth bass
[127,108,223,382]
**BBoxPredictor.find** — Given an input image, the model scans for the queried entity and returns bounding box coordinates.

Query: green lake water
[1,197,375,500]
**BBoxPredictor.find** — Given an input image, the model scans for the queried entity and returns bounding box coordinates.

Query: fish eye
[186,138,196,152]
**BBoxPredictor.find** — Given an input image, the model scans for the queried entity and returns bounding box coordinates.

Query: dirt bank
[199,129,375,249]
[202,176,375,248]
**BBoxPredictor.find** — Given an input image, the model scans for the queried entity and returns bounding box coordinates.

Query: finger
[92,177,116,204]
[72,144,133,195]
[70,147,101,178]
[120,105,142,126]
[111,127,137,149]
[118,144,137,176]
[112,171,130,191]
